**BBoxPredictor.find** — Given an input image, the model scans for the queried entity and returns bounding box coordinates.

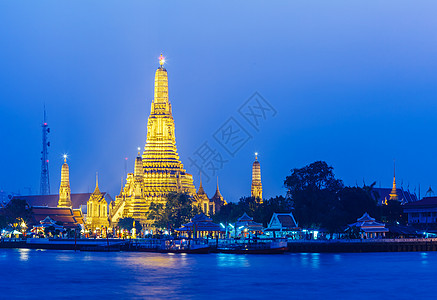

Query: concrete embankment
[288,238,437,253]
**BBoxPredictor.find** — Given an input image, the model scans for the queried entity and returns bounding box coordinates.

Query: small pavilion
[348,212,388,239]
[235,212,263,237]
[176,213,224,238]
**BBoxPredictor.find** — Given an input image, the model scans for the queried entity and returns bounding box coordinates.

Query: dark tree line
[213,161,404,232]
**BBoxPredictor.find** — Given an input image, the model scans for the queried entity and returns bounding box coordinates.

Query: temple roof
[12,193,112,209]
[372,188,418,205]
[237,212,253,222]
[404,197,437,208]
[176,213,224,232]
[30,206,80,229]
[357,212,375,222]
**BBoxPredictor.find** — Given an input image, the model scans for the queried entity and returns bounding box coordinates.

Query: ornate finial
[159,53,165,66]
[255,152,258,160]
[63,154,67,163]
[96,172,99,188]
[393,159,396,178]
[137,147,141,156]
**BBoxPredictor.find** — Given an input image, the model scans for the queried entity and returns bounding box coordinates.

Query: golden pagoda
[58,155,72,207]
[388,161,399,202]
[111,54,197,227]
[251,152,263,202]
[86,173,109,233]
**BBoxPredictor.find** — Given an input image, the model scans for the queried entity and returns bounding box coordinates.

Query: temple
[251,153,262,202]
[86,174,109,233]
[196,174,215,215]
[58,155,72,208]
[110,55,200,227]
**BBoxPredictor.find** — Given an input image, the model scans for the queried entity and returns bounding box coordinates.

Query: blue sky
[1,1,437,201]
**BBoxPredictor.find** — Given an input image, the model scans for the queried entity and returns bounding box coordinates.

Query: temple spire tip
[159,53,165,66]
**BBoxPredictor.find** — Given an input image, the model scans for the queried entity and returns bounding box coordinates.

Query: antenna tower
[40,107,51,195]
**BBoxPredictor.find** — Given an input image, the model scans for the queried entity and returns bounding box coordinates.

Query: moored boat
[217,239,288,254]
[135,238,211,254]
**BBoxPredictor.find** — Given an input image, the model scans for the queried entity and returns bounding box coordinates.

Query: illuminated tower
[58,155,72,207]
[389,161,398,201]
[40,107,50,195]
[114,54,196,225]
[251,152,263,202]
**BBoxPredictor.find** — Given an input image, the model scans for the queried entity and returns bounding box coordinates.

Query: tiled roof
[404,197,437,208]
[30,206,79,228]
[237,212,253,222]
[277,215,297,228]
[372,188,418,204]
[12,192,111,209]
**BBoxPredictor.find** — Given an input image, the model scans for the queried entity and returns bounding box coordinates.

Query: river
[0,249,435,299]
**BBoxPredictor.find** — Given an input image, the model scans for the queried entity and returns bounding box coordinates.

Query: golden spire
[389,160,399,201]
[197,172,206,195]
[93,172,101,195]
[251,152,263,202]
[214,177,222,198]
[58,155,72,207]
[116,56,196,224]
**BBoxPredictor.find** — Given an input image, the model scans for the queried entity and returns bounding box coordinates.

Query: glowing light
[159,53,165,66]
[255,152,258,156]
[62,154,68,162]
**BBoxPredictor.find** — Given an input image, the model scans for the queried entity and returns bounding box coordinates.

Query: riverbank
[3,237,437,253]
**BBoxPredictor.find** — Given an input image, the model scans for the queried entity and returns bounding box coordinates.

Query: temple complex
[110,55,201,227]
[58,155,72,208]
[251,153,262,202]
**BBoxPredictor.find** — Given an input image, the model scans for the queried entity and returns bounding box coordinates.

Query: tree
[0,199,33,226]
[118,217,142,231]
[284,161,344,229]
[147,192,201,231]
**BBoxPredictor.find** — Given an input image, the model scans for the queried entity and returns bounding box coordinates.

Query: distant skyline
[1,1,437,201]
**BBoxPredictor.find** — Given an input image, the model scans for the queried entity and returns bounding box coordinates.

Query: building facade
[86,175,109,233]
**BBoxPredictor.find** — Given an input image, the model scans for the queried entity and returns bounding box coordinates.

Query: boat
[217,239,288,254]
[18,238,128,251]
[134,238,211,254]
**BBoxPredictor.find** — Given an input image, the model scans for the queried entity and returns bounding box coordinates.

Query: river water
[0,249,435,299]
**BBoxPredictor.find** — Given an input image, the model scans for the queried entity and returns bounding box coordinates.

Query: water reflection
[299,253,320,269]
[421,252,428,265]
[18,248,29,261]
[216,254,250,268]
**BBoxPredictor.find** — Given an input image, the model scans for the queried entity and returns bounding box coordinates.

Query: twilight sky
[1,1,437,202]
